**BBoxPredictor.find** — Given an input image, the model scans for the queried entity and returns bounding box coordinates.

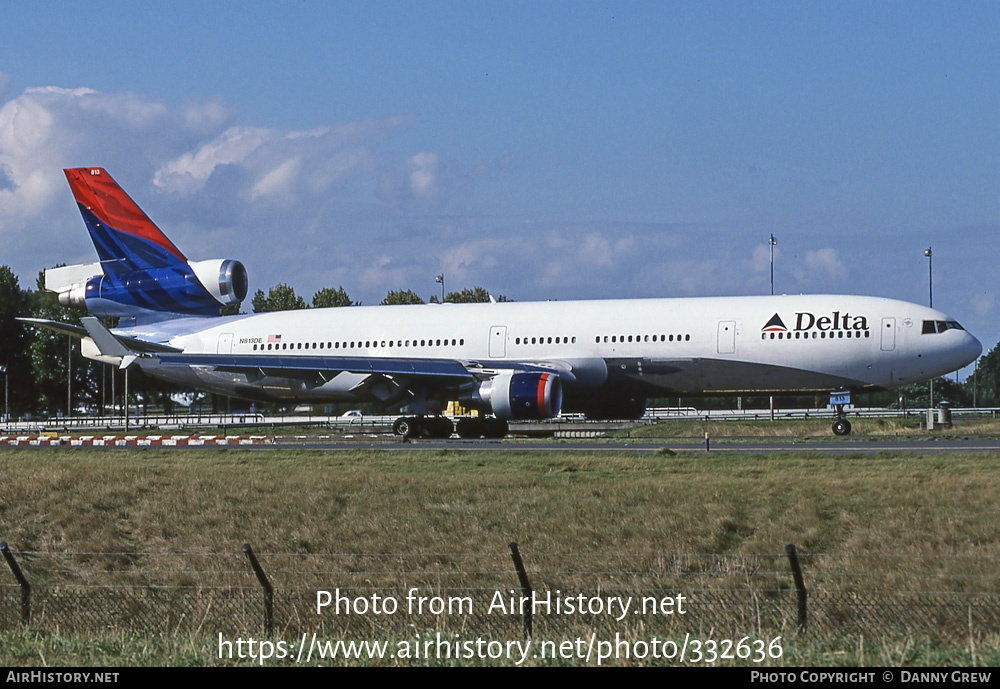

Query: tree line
[1,263,996,419]
[249,283,507,312]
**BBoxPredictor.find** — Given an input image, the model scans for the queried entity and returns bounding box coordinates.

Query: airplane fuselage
[108,293,982,414]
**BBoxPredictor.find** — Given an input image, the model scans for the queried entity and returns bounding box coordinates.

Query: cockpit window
[922,320,965,334]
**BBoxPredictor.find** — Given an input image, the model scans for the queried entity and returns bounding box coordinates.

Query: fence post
[242,543,273,635]
[785,543,807,632]
[508,542,533,639]
[0,542,31,625]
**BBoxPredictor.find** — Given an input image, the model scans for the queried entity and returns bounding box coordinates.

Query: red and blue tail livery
[64,167,188,269]
[47,168,247,322]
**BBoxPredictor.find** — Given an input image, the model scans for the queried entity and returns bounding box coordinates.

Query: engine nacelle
[189,259,249,307]
[462,371,563,420]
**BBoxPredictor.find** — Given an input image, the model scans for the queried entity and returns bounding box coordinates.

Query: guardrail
[646,406,1000,422]
[1,412,266,434]
[3,407,998,435]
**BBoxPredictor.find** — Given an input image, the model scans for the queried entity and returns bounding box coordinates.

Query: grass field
[1,440,999,666]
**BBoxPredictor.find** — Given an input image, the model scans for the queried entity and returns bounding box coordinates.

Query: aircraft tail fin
[51,168,248,320]
[64,167,188,272]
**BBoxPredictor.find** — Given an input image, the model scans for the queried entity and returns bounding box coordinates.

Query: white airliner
[25,168,982,438]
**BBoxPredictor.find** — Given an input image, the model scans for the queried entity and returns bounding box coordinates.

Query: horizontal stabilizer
[18,317,183,355]
[16,318,88,339]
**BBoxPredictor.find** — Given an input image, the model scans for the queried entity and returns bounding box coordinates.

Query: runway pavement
[272,434,1000,454]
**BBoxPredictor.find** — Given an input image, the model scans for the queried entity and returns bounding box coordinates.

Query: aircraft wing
[155,352,573,382]
[157,352,473,379]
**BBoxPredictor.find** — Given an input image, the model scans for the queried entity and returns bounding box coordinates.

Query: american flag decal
[268,334,282,343]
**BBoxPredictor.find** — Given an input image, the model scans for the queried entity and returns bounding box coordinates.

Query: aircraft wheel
[456,417,484,439]
[393,417,415,437]
[483,418,509,439]
[429,416,454,438]
[832,418,852,436]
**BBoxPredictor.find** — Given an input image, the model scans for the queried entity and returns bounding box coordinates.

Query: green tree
[0,266,34,419]
[865,377,975,409]
[968,343,1000,406]
[312,286,355,308]
[252,284,307,312]
[381,289,425,305]
[25,270,105,416]
[444,286,492,303]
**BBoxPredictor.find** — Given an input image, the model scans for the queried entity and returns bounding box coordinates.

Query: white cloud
[153,117,411,204]
[408,152,439,197]
[153,126,272,193]
[0,86,203,224]
[0,85,429,284]
[178,99,235,136]
[751,244,774,274]
[803,248,848,281]
[251,157,302,201]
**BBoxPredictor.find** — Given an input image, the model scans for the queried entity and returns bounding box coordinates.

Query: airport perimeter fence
[1,543,998,644]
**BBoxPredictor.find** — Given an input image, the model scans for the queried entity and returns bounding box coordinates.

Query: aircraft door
[217,333,234,354]
[880,318,896,351]
[489,326,507,358]
[717,321,736,354]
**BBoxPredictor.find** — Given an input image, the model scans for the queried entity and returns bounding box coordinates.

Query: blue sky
[1,2,997,367]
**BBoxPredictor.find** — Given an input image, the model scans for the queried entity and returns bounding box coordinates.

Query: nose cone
[962,331,984,368]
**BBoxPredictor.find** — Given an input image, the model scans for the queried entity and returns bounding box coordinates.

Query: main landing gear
[455,417,508,439]
[392,416,509,439]
[392,416,455,439]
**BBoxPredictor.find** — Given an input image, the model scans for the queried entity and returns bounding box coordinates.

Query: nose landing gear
[829,390,853,436]
[832,414,852,436]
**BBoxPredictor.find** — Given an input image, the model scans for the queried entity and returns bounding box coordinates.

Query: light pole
[769,234,777,420]
[925,247,934,408]
[1,364,7,423]
[769,234,777,296]
[67,335,72,418]
[436,273,445,303]
[924,247,933,308]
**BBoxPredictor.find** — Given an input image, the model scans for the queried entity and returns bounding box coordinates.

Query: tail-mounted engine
[460,371,563,420]
[46,259,248,318]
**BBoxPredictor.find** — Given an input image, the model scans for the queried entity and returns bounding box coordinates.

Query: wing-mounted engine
[45,258,248,318]
[460,371,563,420]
